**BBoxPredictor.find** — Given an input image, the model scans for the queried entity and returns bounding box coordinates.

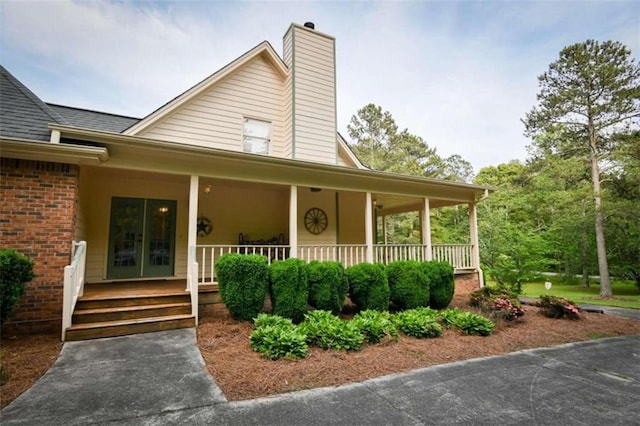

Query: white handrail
[194,243,473,286]
[374,244,473,269]
[196,244,290,285]
[62,241,87,341]
[298,244,368,267]
[188,245,198,325]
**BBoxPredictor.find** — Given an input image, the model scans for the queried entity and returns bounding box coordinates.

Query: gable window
[243,118,270,154]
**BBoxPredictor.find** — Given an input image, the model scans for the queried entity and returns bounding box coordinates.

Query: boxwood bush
[422,261,455,309]
[346,263,390,311]
[0,249,34,324]
[307,261,348,315]
[269,258,309,323]
[386,260,430,310]
[216,253,269,321]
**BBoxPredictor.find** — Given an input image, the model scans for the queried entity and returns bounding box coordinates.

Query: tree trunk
[581,200,590,288]
[589,130,612,297]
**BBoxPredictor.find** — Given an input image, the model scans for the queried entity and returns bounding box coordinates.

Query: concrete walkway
[2,332,639,425]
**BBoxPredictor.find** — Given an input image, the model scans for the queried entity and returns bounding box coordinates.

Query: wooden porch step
[76,293,190,310]
[65,314,195,341]
[72,302,192,324]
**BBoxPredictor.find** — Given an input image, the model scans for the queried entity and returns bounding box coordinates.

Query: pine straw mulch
[1,285,638,409]
[197,290,640,401]
[0,332,62,409]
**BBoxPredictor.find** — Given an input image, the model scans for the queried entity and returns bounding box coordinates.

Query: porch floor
[82,280,218,298]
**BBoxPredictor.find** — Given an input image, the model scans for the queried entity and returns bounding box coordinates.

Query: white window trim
[242,117,271,155]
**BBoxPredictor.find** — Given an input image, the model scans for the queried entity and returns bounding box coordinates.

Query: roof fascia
[124,41,288,136]
[0,137,109,164]
[50,125,493,202]
[337,132,365,169]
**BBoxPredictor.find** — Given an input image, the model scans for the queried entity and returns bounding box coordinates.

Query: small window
[243,118,270,154]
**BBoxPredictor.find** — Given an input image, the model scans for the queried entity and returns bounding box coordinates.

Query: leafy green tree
[347,103,444,177]
[523,40,640,296]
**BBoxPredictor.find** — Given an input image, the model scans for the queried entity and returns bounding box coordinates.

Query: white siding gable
[139,54,286,157]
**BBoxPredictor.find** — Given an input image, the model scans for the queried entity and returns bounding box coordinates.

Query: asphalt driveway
[1,330,639,425]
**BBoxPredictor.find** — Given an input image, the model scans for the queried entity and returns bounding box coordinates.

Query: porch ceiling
[50,125,493,207]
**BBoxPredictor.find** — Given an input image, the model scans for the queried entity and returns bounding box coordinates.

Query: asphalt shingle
[0,65,68,142]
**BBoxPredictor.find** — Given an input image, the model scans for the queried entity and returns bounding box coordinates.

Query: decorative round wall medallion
[304,207,328,235]
[197,215,213,237]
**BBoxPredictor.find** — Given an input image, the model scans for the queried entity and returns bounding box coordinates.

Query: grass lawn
[518,279,640,310]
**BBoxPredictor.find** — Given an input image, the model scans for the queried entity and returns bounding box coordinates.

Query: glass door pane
[143,199,176,277]
[107,197,144,279]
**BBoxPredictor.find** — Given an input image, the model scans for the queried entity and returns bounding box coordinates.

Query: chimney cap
[303,22,315,30]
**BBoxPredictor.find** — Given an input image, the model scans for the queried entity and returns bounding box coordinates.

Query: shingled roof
[0,65,69,142]
[47,104,140,133]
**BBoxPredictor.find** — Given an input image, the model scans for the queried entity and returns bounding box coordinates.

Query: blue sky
[2,0,638,172]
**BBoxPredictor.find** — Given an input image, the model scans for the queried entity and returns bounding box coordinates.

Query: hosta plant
[352,310,398,344]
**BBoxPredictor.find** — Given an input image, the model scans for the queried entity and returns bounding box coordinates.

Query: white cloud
[2,0,638,172]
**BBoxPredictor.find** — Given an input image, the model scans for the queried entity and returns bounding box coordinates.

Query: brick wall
[1,158,79,333]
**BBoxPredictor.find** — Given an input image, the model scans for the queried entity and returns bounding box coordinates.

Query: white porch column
[421,198,433,261]
[469,202,483,286]
[382,215,388,244]
[187,176,199,290]
[289,186,298,258]
[365,192,374,263]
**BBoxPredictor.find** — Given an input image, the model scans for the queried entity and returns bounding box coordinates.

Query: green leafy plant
[386,260,430,309]
[216,253,269,321]
[392,308,442,338]
[436,308,461,328]
[346,263,390,311]
[535,294,581,320]
[452,312,495,336]
[253,312,294,329]
[250,315,308,360]
[269,258,309,323]
[490,297,525,321]
[469,286,525,322]
[422,261,455,309]
[0,249,34,324]
[307,261,348,315]
[352,310,398,344]
[298,310,364,351]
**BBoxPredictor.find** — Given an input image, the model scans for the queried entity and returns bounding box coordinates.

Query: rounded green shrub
[216,253,269,321]
[0,249,34,324]
[346,263,390,311]
[422,261,455,309]
[269,258,309,323]
[386,260,430,310]
[307,261,348,315]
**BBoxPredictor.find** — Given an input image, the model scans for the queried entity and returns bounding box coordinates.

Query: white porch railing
[374,244,473,269]
[62,241,87,341]
[196,245,289,285]
[431,244,473,269]
[194,243,473,286]
[298,245,368,267]
[374,244,429,264]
